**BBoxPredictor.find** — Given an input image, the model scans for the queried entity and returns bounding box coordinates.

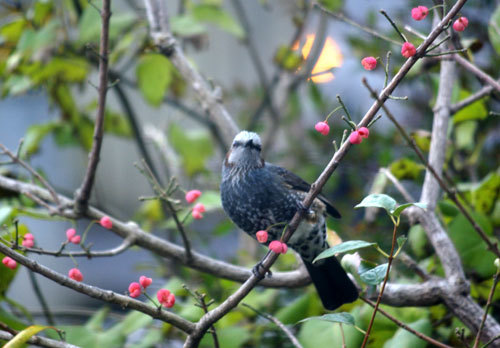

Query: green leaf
[299,312,355,326]
[383,318,431,348]
[355,194,397,214]
[168,124,214,176]
[192,4,245,39]
[438,200,460,217]
[454,120,477,151]
[318,0,343,11]
[389,158,424,181]
[30,57,89,84]
[0,18,26,43]
[488,5,500,55]
[274,45,304,71]
[453,90,488,123]
[392,202,426,218]
[3,325,58,348]
[20,122,59,158]
[0,206,14,225]
[136,53,173,106]
[171,15,207,36]
[200,326,250,348]
[3,75,32,95]
[448,212,497,277]
[470,172,500,214]
[359,263,388,285]
[78,6,136,45]
[397,236,407,250]
[104,109,132,137]
[298,317,363,348]
[275,292,313,324]
[313,240,377,263]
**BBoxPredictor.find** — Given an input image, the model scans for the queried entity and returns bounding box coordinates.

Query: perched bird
[220,130,358,310]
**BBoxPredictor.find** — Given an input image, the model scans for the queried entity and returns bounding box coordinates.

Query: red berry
[24,233,34,240]
[361,56,377,70]
[22,239,34,248]
[2,256,17,270]
[358,127,370,138]
[453,17,468,32]
[129,282,141,298]
[349,131,363,144]
[139,276,152,289]
[256,230,268,243]
[401,42,416,58]
[281,242,288,254]
[192,210,203,219]
[269,240,283,254]
[100,216,113,229]
[193,203,206,213]
[68,268,83,282]
[411,6,428,21]
[66,228,76,240]
[70,235,81,244]
[185,190,202,203]
[314,121,330,136]
[157,289,175,308]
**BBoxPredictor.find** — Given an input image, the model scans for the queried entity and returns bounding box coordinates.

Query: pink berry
[256,230,268,243]
[2,256,17,270]
[22,239,34,248]
[349,131,363,144]
[66,228,76,240]
[24,233,34,240]
[185,190,202,203]
[193,203,206,213]
[358,127,370,138]
[281,242,288,254]
[411,6,428,21]
[269,240,283,254]
[68,268,83,282]
[157,289,175,308]
[314,121,330,136]
[70,235,81,244]
[139,276,152,289]
[192,210,203,219]
[361,56,377,70]
[100,216,113,229]
[129,282,142,298]
[453,17,468,32]
[401,42,416,58]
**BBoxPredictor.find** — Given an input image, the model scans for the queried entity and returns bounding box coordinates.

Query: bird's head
[224,131,264,169]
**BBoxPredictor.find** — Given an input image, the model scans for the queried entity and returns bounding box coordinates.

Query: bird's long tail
[303,256,359,310]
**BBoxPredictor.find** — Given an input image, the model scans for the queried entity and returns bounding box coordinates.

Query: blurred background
[0,0,499,347]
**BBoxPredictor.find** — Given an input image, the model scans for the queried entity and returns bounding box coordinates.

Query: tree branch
[0,242,195,334]
[74,0,112,214]
[452,54,500,94]
[0,330,80,348]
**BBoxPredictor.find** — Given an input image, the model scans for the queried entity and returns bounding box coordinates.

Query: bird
[220,130,358,310]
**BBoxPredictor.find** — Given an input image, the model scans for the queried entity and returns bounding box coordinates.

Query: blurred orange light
[295,34,343,83]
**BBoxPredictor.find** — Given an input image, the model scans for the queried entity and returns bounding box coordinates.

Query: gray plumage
[221,131,358,310]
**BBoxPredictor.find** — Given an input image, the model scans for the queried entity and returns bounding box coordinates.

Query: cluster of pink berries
[66,229,81,244]
[22,233,35,248]
[348,127,370,145]
[255,230,288,255]
[2,256,17,269]
[185,189,206,219]
[128,275,176,308]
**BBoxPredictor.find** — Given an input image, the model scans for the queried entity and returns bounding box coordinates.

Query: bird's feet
[252,262,272,278]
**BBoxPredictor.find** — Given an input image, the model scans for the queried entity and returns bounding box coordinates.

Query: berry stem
[336,95,352,122]
[380,10,408,43]
[324,105,344,122]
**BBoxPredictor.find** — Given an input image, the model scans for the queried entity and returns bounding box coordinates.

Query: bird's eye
[232,141,243,148]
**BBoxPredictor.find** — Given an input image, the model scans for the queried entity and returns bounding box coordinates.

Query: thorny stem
[360,222,398,348]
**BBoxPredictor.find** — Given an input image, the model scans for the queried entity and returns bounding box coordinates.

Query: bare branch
[142,0,239,147]
[0,242,195,334]
[74,0,112,214]
[452,54,500,94]
[450,82,498,114]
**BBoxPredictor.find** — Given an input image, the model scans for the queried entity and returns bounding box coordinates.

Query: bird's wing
[265,163,341,218]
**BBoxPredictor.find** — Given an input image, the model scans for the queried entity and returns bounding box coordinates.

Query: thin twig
[379,10,407,42]
[360,222,399,348]
[450,82,498,114]
[0,143,60,206]
[242,303,303,348]
[74,0,112,214]
[362,79,500,259]
[360,297,454,348]
[452,54,500,94]
[473,270,500,348]
[28,270,55,326]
